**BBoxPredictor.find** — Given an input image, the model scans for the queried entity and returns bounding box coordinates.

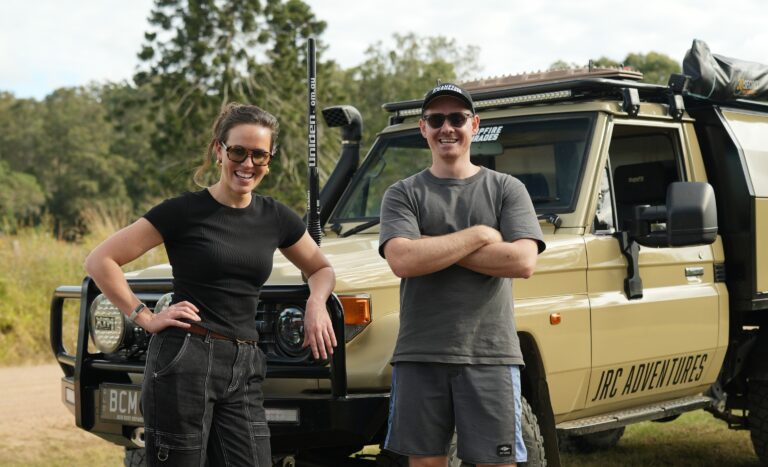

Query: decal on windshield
[473,126,502,142]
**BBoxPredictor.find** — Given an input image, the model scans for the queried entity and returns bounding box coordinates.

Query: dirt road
[0,363,121,466]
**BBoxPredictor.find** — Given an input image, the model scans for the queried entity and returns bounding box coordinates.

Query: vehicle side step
[556,394,713,436]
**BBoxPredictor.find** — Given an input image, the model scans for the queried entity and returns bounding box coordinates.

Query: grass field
[3,410,757,466]
[0,210,165,366]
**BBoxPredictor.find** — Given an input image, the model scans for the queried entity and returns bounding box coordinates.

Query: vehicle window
[607,125,683,230]
[332,116,594,222]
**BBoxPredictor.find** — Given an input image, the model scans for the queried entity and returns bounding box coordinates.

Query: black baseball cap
[421,82,475,114]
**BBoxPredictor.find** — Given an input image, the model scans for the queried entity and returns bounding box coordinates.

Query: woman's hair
[194,102,279,186]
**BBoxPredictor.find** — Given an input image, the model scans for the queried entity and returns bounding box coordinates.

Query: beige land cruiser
[51,41,768,466]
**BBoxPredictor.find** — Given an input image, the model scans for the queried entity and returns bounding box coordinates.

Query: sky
[1,0,767,100]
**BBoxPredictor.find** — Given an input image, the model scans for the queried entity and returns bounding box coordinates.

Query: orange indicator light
[550,313,562,325]
[340,296,371,325]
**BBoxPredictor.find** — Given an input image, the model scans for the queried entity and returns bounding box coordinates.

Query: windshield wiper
[339,218,381,238]
[537,213,562,228]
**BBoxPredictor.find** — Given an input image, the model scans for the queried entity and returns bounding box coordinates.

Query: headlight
[276,306,309,357]
[89,294,125,353]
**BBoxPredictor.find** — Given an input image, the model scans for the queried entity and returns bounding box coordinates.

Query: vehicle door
[585,120,721,408]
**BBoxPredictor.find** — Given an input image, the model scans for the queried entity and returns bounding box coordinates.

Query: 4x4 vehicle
[51,41,768,466]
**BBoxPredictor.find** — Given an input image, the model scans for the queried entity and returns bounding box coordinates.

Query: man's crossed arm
[383,225,538,279]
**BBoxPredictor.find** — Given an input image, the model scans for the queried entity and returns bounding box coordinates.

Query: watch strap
[128,303,147,322]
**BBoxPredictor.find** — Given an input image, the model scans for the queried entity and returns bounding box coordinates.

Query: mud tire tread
[749,379,768,465]
[520,396,547,467]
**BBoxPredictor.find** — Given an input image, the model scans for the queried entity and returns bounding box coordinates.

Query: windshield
[332,114,594,224]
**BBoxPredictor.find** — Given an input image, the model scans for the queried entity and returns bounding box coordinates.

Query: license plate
[100,384,143,425]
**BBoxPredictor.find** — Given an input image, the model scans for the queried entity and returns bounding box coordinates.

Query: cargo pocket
[153,332,191,377]
[250,421,270,439]
[250,421,272,465]
[151,430,201,464]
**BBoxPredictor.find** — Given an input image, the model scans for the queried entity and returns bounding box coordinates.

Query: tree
[98,82,164,210]
[344,33,481,151]
[549,52,681,85]
[0,92,45,174]
[623,52,681,85]
[0,160,45,230]
[135,0,329,211]
[39,87,134,238]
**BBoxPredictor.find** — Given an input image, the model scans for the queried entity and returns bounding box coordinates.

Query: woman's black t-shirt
[143,189,306,341]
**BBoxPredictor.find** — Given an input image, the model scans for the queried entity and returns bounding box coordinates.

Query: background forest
[0,0,681,240]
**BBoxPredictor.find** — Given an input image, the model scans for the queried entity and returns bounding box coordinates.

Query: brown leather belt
[186,323,255,344]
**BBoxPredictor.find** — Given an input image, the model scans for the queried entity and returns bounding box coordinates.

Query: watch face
[130,303,147,321]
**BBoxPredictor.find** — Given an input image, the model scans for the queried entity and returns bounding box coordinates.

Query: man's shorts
[384,362,527,465]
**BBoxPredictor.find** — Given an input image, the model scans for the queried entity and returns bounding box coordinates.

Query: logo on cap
[430,84,463,94]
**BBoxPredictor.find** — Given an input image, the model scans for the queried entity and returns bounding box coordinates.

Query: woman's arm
[280,232,337,360]
[84,218,201,333]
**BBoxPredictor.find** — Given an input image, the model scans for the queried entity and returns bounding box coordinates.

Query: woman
[85,103,336,466]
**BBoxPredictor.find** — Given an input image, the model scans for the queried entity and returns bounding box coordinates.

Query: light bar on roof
[396,89,573,118]
[475,90,572,109]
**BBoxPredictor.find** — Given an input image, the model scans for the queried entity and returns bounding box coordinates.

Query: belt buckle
[236,338,250,345]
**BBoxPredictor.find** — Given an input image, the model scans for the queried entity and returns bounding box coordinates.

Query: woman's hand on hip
[136,301,201,334]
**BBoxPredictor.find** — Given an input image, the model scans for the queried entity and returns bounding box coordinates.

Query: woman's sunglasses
[221,142,273,166]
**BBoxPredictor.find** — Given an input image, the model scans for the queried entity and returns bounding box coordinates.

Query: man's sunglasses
[220,141,273,166]
[422,112,474,129]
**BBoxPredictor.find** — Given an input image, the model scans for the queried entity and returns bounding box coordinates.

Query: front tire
[749,379,768,464]
[449,396,547,467]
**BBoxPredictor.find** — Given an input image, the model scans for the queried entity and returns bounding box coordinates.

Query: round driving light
[154,293,174,313]
[276,307,308,357]
[89,294,125,353]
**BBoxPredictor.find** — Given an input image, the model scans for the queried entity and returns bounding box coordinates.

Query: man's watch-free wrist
[128,303,148,322]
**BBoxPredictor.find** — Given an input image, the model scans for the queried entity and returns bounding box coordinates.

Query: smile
[235,171,255,180]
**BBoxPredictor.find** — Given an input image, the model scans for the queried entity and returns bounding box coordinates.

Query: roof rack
[383,67,768,124]
[383,75,673,123]
[460,67,644,92]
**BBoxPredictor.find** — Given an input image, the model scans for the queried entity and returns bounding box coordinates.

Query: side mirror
[629,182,718,247]
[666,181,718,246]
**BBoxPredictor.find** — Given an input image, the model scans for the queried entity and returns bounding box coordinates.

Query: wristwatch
[128,303,148,322]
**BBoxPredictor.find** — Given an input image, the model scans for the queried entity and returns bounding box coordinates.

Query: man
[378,83,546,467]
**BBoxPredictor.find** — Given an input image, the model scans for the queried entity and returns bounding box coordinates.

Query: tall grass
[0,207,166,365]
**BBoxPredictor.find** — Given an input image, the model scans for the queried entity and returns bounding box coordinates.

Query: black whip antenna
[306,37,321,245]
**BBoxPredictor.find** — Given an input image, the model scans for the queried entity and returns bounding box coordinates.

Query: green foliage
[0,2,475,230]
[0,161,45,229]
[342,33,481,152]
[98,83,165,209]
[549,52,681,85]
[39,88,135,238]
[134,0,332,211]
[623,51,682,85]
[0,212,167,365]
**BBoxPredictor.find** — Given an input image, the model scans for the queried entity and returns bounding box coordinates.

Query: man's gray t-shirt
[379,167,545,365]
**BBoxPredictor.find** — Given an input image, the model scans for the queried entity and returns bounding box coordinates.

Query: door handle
[685,266,704,277]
